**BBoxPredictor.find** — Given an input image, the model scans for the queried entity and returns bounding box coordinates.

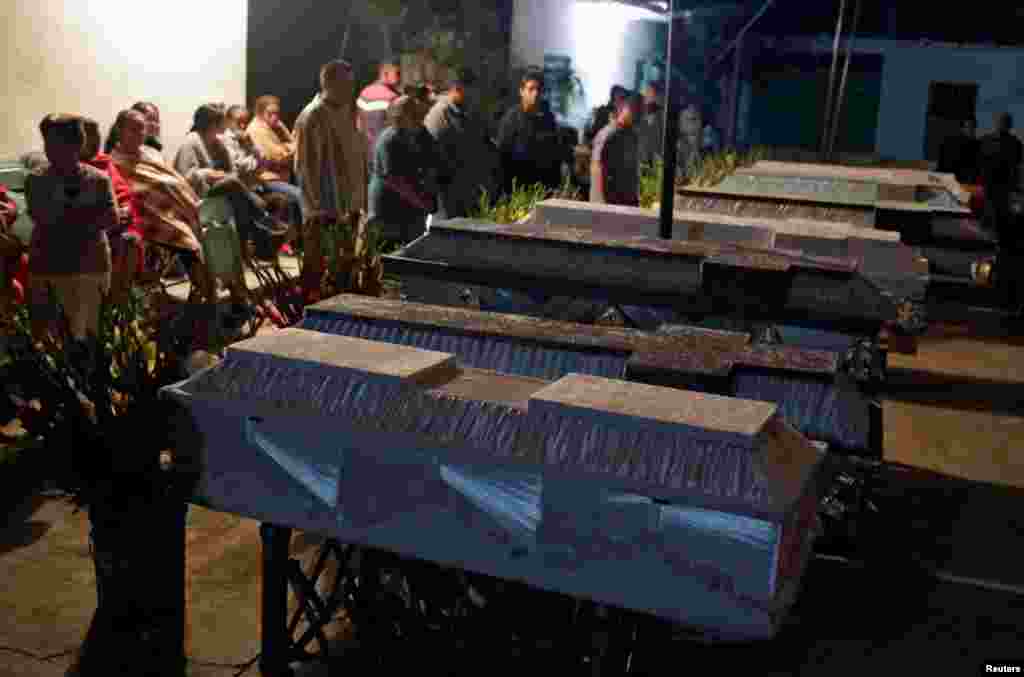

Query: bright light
[569,1,665,122]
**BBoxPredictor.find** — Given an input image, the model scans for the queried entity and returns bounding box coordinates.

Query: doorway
[924,81,978,161]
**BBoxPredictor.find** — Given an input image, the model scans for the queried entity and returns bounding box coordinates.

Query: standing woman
[368,95,439,244]
[80,117,144,283]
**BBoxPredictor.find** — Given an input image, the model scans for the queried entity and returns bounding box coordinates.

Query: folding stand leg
[260,523,294,677]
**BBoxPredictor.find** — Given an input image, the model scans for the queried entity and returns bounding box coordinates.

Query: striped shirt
[356,81,400,168]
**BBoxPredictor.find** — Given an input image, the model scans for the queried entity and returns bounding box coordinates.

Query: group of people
[11,96,304,343]
[4,55,736,344]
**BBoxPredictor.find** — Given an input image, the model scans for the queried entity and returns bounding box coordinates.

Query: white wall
[767,36,1024,160]
[874,42,1024,160]
[0,0,248,162]
[512,0,665,119]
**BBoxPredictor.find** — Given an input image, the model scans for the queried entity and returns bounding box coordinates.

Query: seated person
[24,114,118,341]
[247,95,303,226]
[221,104,262,180]
[80,117,144,280]
[174,103,288,260]
[0,183,15,230]
[368,96,439,244]
[132,101,165,155]
[107,109,214,301]
[0,183,24,304]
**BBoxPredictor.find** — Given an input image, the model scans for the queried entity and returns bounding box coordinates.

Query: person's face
[227,110,248,131]
[140,105,161,139]
[322,66,352,101]
[119,113,147,153]
[619,105,636,128]
[520,80,542,110]
[262,103,281,127]
[382,66,401,87]
[613,92,626,108]
[44,134,83,172]
[448,84,466,107]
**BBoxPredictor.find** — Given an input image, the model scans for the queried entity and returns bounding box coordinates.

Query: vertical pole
[726,37,744,148]
[658,0,687,239]
[260,523,294,677]
[827,0,862,160]
[168,501,188,676]
[820,0,848,160]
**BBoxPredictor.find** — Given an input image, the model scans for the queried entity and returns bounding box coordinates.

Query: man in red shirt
[357,59,402,174]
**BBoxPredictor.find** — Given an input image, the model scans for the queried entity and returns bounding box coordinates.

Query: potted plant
[2,292,200,676]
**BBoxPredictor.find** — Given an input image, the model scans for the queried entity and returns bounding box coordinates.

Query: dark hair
[998,112,1013,130]
[520,70,544,90]
[39,114,85,146]
[253,95,280,116]
[104,109,146,154]
[380,58,401,71]
[610,85,628,100]
[320,59,353,84]
[131,101,158,116]
[191,103,226,134]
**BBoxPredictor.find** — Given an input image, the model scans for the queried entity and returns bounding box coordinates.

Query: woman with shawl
[108,109,213,300]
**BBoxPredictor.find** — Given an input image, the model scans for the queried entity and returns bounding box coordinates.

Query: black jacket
[937,134,980,184]
[496,105,563,194]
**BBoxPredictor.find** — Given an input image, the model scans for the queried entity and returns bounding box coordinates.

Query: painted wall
[0,0,248,162]
[763,37,1024,160]
[512,0,665,120]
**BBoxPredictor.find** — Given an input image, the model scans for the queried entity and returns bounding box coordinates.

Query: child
[25,114,118,341]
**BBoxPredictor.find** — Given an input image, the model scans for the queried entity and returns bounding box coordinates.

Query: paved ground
[1,315,1023,676]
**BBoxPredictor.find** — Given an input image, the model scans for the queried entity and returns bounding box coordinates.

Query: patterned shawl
[112,146,203,255]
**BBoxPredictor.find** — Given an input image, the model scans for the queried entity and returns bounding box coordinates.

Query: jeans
[264,181,304,224]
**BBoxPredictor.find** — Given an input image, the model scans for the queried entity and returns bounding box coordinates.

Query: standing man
[937,117,980,185]
[293,59,368,303]
[590,94,643,207]
[496,70,563,196]
[636,80,665,168]
[423,69,499,219]
[357,58,403,174]
[978,112,1024,310]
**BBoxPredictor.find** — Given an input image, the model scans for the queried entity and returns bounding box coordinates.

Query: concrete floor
[2,315,1023,676]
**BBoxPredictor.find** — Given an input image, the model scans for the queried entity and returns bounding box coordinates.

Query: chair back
[198,196,243,279]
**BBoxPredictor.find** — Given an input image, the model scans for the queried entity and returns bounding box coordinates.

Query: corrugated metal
[300,315,628,381]
[189,354,774,508]
[733,372,869,451]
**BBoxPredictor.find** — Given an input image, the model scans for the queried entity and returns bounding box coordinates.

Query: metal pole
[820,0,848,160]
[726,37,744,148]
[658,1,686,240]
[826,0,862,160]
[260,523,294,677]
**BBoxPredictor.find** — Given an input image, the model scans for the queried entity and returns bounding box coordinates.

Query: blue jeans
[264,181,304,224]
